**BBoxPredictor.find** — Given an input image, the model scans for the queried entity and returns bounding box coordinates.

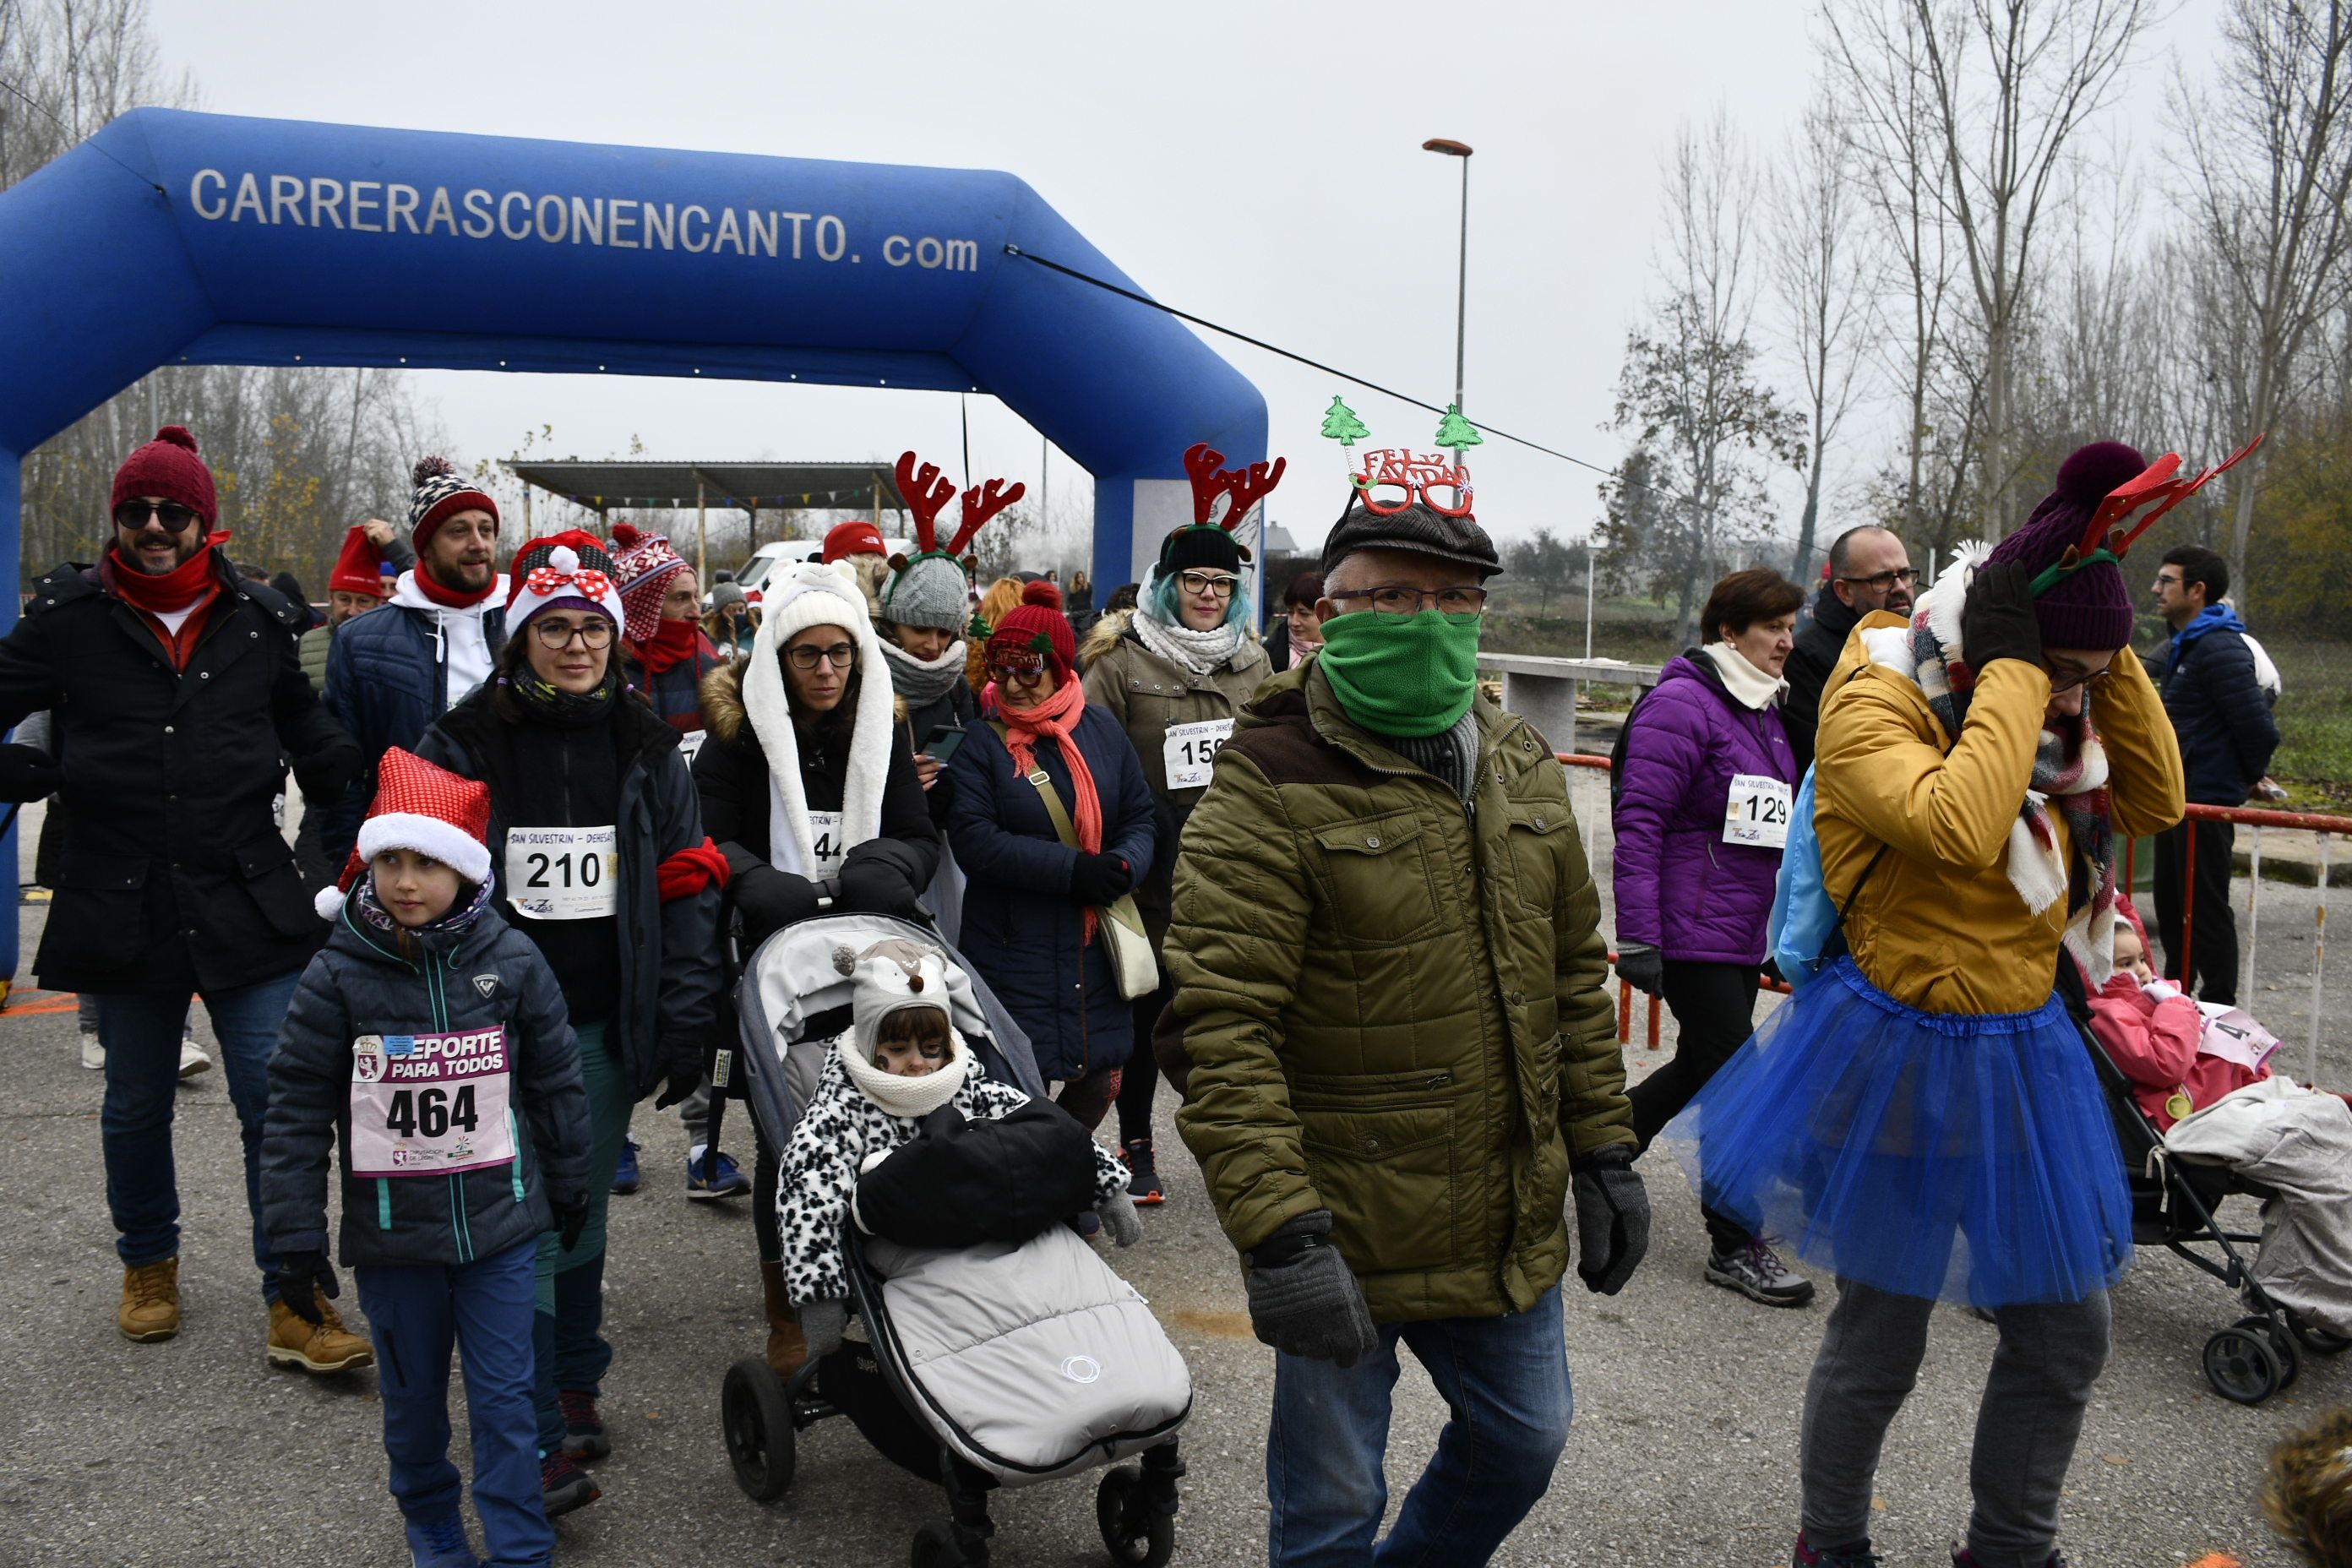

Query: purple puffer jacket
[1611,651,1796,964]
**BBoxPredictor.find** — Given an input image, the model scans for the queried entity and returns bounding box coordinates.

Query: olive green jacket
[298,621,331,694]
[1168,662,1629,1323]
[1081,613,1272,946]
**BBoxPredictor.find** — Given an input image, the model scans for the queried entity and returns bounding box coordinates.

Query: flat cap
[1320,496,1502,580]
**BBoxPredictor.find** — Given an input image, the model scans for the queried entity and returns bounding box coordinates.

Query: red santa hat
[503,531,628,633]
[328,525,389,596]
[315,748,493,920]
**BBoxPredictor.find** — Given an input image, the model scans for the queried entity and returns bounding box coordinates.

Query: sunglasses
[112,499,202,534]
[987,654,1048,683]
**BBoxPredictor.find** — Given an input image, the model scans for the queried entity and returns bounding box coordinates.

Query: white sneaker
[177,1038,211,1080]
[80,1037,105,1070]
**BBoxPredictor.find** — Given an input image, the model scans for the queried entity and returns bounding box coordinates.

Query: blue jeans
[98,972,300,1298]
[1266,1284,1572,1568]
[532,1021,629,1452]
[356,1239,551,1568]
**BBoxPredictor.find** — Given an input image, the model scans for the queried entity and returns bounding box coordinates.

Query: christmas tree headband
[1181,442,1286,534]
[1320,395,1482,519]
[890,449,1025,571]
[2028,434,2262,597]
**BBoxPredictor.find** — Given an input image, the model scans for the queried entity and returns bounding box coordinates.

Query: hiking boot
[1707,1237,1817,1307]
[267,1293,375,1374]
[118,1258,181,1342]
[559,1390,610,1461]
[684,1149,750,1200]
[403,1513,481,1568]
[760,1260,808,1380]
[540,1452,601,1516]
[610,1137,640,1195]
[1793,1533,1881,1566]
[1119,1138,1165,1206]
[177,1037,211,1080]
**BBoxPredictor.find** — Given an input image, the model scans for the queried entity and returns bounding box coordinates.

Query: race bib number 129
[1723,774,1793,849]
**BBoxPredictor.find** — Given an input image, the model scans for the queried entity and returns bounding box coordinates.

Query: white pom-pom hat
[502,531,627,634]
[314,747,494,920]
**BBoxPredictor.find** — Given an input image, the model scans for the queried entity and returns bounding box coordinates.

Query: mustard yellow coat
[1816,612,2186,1016]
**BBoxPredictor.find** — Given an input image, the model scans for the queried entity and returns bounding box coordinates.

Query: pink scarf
[999,679,1105,938]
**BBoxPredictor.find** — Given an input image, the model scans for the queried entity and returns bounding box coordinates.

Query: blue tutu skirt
[1659,956,2132,1308]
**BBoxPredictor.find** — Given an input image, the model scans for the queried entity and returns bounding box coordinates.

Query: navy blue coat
[320,600,506,864]
[2160,612,2279,807]
[945,704,1156,1081]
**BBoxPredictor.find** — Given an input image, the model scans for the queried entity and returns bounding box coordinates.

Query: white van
[727,536,913,603]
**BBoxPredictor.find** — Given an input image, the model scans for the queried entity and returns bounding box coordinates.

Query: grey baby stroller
[715,912,1191,1566]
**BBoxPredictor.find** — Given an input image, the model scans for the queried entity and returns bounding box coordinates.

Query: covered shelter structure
[502,459,912,581]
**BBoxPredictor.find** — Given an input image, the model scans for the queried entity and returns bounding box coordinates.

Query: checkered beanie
[607,522,689,645]
[406,455,499,550]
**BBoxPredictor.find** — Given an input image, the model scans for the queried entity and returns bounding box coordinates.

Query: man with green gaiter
[1167,492,1646,1565]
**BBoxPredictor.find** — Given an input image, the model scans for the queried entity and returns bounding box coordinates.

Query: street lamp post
[1422,138,1473,416]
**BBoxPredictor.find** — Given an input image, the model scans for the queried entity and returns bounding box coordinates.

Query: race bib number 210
[505,825,619,920]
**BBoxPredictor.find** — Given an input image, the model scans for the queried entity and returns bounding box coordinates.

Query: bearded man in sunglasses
[0,425,362,1356]
[1784,525,1915,776]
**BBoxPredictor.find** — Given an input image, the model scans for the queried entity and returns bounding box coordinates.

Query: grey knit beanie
[882,553,970,631]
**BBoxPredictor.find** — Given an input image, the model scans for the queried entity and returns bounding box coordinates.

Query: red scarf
[411,564,497,609]
[999,680,1106,939]
[656,838,732,902]
[102,538,226,670]
[635,618,711,674]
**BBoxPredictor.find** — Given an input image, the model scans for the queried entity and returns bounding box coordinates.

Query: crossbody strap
[990,719,1081,850]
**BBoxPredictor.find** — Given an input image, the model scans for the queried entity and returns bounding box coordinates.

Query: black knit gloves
[275,1250,340,1326]
[836,850,922,919]
[732,864,822,938]
[1246,1210,1378,1367]
[1068,851,1131,907]
[291,741,362,805]
[554,1192,591,1253]
[1961,559,2042,674]
[1614,942,1663,997]
[1571,1145,1650,1295]
[652,1034,705,1110]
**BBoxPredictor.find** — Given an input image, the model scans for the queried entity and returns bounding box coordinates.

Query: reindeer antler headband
[2029,435,2263,596]
[891,449,1026,562]
[1181,443,1286,534]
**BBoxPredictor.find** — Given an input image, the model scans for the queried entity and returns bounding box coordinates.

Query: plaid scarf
[1870,548,2118,984]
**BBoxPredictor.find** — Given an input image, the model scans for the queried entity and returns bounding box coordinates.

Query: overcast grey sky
[150,0,2223,555]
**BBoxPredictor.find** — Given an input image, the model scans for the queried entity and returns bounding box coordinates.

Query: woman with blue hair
[1080,443,1280,1209]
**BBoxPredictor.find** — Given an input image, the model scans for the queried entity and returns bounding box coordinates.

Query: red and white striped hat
[315,747,493,920]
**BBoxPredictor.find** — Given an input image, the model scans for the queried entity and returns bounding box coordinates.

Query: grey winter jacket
[262,900,592,1268]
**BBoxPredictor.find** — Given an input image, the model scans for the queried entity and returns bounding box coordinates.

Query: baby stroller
[713,912,1191,1566]
[2074,997,2352,1404]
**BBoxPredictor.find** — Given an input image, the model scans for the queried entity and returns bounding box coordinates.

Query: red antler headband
[949,477,1024,556]
[1182,442,1287,532]
[893,450,1025,558]
[2029,435,2263,596]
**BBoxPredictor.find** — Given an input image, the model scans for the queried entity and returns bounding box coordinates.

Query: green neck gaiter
[1316,609,1483,738]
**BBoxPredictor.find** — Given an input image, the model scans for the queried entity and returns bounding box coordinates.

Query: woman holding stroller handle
[691,557,939,1379]
[413,530,724,1520]
[1666,444,2186,1568]
[1611,568,1813,1308]
[1081,456,1274,1207]
[946,584,1156,1147]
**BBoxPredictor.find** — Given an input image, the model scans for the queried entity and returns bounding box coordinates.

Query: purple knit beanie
[1983,441,2144,651]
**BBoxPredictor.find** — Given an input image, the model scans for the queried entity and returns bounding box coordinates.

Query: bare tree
[1768,90,1875,580]
[2172,0,2352,609]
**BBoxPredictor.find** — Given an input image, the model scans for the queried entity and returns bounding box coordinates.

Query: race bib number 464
[506,825,619,920]
[349,1028,516,1177]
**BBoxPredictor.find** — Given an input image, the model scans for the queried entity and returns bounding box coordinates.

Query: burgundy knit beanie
[987,582,1077,683]
[1984,441,2143,651]
[111,426,217,530]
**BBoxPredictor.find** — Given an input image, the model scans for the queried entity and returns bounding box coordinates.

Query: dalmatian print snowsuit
[779,1048,1128,1307]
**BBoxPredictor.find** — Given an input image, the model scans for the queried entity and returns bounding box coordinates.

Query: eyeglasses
[786,642,857,671]
[1838,568,1917,592]
[531,618,614,650]
[1327,585,1488,618]
[987,654,1048,683]
[112,499,201,534]
[2153,573,2184,589]
[1176,570,1239,599]
[2044,662,2113,695]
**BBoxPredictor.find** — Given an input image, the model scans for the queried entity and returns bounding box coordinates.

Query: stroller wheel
[2288,1309,2352,1357]
[2205,1323,2284,1405]
[721,1356,798,1500]
[2239,1315,2303,1389]
[1096,1465,1175,1567]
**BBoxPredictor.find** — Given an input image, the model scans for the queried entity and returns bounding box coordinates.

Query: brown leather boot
[119,1258,181,1342]
[760,1260,808,1379]
[267,1291,375,1374]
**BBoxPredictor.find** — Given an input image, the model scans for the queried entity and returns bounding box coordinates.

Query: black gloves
[291,742,362,805]
[652,1034,705,1110]
[732,863,822,938]
[1068,851,1132,907]
[1245,1211,1378,1367]
[275,1250,339,1326]
[1961,559,2042,674]
[0,743,63,803]
[799,1298,847,1360]
[836,850,922,918]
[1571,1145,1651,1295]
[554,1192,591,1253]
[1614,942,1663,998]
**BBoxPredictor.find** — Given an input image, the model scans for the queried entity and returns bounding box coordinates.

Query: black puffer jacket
[1783,587,1859,778]
[0,557,352,994]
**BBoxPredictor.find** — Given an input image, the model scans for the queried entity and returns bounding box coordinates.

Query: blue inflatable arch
[0,108,1266,981]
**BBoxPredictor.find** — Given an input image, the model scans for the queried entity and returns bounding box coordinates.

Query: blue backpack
[1767,765,1886,993]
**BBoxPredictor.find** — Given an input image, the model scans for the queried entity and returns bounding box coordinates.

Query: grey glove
[1096,1191,1141,1248]
[1614,941,1663,997]
[798,1298,847,1360]
[1571,1146,1651,1295]
[1245,1211,1378,1368]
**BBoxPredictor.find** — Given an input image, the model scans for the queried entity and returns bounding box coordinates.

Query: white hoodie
[388,569,509,705]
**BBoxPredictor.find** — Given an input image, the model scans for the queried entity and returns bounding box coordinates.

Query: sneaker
[118,1257,181,1342]
[403,1513,481,1568]
[80,1035,105,1070]
[610,1138,640,1195]
[1952,1550,2068,1567]
[177,1037,211,1081]
[559,1389,610,1461]
[1119,1138,1165,1206]
[1794,1533,1881,1567]
[267,1293,375,1374]
[684,1149,750,1200]
[1706,1237,1817,1308]
[540,1452,602,1516]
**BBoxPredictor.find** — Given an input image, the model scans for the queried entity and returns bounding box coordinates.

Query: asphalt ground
[3,792,2349,1567]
